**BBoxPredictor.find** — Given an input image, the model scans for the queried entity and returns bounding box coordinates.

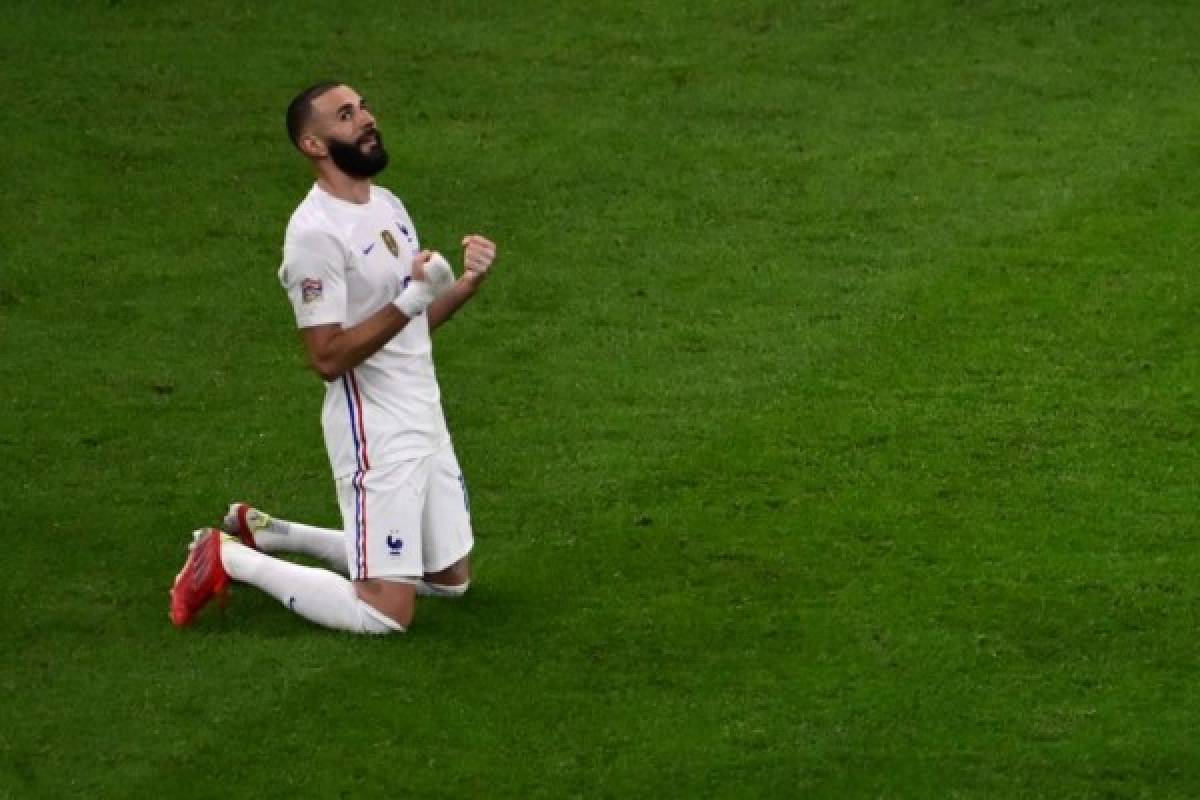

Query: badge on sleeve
[301,278,323,304]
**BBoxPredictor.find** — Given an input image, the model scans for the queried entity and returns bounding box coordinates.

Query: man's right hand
[424,252,457,295]
[406,250,454,294]
[410,250,431,283]
[393,250,455,318]
[394,250,437,318]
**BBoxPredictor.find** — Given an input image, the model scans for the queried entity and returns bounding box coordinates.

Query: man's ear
[299,133,326,158]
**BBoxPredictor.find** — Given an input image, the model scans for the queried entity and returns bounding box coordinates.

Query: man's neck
[315,167,372,205]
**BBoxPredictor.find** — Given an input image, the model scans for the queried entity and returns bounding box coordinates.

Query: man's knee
[424,556,470,592]
[355,578,417,629]
[421,557,470,598]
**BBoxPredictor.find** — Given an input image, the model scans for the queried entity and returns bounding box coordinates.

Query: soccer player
[169,81,497,633]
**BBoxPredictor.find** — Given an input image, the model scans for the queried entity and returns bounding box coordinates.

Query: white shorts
[335,442,473,581]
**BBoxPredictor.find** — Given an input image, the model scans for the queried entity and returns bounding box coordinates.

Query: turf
[3,0,1200,796]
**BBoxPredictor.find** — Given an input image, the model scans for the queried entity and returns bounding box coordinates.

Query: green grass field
[3,0,1200,796]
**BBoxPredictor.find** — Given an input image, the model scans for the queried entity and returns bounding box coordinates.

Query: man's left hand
[461,235,497,282]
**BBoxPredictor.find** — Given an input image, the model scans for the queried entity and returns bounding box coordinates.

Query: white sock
[256,518,349,576]
[220,541,402,634]
[418,580,470,598]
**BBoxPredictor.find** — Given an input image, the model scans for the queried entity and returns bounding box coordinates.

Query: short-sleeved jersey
[279,183,449,479]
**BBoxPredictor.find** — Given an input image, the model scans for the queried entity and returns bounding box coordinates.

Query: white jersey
[279,183,449,480]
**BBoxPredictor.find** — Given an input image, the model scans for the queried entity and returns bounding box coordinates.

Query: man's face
[308,85,388,178]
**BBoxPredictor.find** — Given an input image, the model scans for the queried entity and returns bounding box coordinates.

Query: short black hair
[286,81,344,148]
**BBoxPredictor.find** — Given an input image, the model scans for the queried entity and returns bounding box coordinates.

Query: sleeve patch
[301,278,324,304]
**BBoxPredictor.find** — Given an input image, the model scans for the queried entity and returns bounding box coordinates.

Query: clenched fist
[461,235,497,280]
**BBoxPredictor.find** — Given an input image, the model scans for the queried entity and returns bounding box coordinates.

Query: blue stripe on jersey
[340,376,364,472]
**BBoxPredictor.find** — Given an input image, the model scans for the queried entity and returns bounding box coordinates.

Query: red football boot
[222,502,272,549]
[170,528,230,627]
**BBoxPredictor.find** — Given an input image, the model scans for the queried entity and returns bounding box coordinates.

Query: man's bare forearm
[428,273,485,331]
[303,304,414,381]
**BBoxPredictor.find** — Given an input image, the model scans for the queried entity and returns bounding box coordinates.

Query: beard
[327,129,389,178]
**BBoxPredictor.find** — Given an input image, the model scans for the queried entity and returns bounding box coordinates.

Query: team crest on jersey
[381,230,399,258]
[301,278,323,304]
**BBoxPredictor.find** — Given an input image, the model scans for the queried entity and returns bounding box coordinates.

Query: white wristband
[393,280,436,318]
